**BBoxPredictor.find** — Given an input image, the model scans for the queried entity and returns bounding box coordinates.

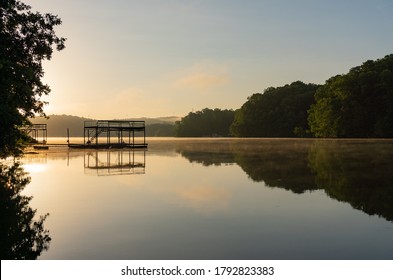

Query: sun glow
[23,163,47,174]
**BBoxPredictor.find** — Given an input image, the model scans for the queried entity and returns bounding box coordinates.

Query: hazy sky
[29,0,393,119]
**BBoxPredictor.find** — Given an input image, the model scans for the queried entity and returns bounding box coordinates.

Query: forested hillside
[175,55,393,138]
[175,108,235,137]
[231,81,318,137]
[308,54,393,137]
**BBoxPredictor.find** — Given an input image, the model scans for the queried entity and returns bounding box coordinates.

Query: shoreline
[21,137,393,155]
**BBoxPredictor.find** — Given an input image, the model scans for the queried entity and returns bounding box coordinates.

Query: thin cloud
[173,62,230,91]
[176,72,229,90]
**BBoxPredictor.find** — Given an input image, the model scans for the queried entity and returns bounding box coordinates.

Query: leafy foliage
[175,108,235,137]
[0,0,65,158]
[231,81,319,137]
[308,54,393,137]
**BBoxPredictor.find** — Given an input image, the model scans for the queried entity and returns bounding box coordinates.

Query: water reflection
[17,139,393,259]
[178,140,393,222]
[84,150,146,176]
[309,141,393,222]
[0,162,51,259]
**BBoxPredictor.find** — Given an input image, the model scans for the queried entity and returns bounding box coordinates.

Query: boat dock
[68,120,147,149]
[22,124,49,149]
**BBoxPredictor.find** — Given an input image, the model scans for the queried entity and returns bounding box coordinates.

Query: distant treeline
[175,108,235,137]
[175,54,393,138]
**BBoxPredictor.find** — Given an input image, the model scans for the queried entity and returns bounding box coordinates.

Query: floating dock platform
[22,124,49,149]
[68,120,147,149]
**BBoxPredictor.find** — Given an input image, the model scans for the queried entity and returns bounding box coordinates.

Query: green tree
[231,81,319,137]
[307,75,347,137]
[0,0,65,158]
[308,54,393,138]
[175,108,235,137]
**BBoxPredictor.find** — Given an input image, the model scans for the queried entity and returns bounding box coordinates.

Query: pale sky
[29,0,393,119]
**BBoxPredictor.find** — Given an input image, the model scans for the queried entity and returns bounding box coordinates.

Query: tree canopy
[0,0,65,158]
[175,108,235,137]
[231,81,319,137]
[308,54,393,138]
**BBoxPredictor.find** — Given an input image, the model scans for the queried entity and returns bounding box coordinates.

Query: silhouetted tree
[0,1,65,158]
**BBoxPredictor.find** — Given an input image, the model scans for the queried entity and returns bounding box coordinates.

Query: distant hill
[30,114,178,137]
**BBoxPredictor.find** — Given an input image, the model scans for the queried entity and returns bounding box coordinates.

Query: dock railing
[84,120,145,129]
[76,120,147,149]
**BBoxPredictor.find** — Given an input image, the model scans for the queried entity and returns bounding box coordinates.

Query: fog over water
[16,138,393,259]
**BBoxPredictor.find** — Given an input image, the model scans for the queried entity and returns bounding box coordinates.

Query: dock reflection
[84,150,146,176]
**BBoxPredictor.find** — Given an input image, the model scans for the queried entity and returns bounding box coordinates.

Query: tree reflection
[179,140,318,193]
[234,143,318,193]
[180,150,235,166]
[0,162,51,259]
[178,140,393,222]
[308,141,393,222]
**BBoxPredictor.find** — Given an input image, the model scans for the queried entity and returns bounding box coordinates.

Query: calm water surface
[17,138,393,259]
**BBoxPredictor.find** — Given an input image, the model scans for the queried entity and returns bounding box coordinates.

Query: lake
[9,138,393,259]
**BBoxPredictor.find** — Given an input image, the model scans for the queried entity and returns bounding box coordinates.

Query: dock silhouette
[68,120,147,149]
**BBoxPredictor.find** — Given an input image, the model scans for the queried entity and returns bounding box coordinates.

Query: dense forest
[175,54,393,138]
[308,54,393,137]
[175,108,235,137]
[230,81,318,137]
